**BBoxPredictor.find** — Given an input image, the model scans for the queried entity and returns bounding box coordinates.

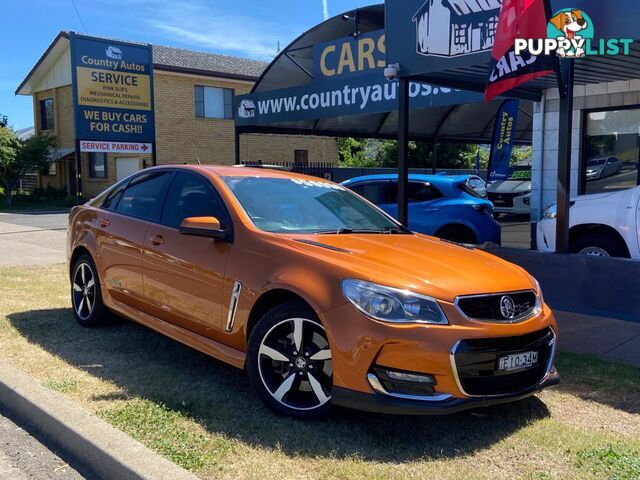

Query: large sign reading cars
[70,33,155,144]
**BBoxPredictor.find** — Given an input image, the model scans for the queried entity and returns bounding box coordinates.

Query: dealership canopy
[235,4,533,144]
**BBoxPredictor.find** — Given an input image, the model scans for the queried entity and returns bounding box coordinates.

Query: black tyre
[571,233,629,258]
[70,254,110,327]
[246,301,333,419]
[437,225,478,245]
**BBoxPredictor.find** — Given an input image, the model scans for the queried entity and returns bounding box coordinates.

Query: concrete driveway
[0,212,68,266]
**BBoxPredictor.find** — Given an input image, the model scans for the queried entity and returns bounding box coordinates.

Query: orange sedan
[67,165,559,418]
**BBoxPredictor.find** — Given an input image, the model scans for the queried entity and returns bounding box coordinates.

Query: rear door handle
[99,218,110,228]
[151,234,164,246]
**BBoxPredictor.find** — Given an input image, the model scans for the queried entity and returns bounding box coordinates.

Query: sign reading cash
[70,33,155,143]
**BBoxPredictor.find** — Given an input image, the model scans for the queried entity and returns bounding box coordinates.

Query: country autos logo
[105,46,123,60]
[515,8,634,58]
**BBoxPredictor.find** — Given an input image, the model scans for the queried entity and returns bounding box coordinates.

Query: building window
[195,86,234,119]
[294,149,309,165]
[39,98,54,130]
[89,152,107,179]
[453,23,468,46]
[582,107,640,195]
[485,16,498,39]
[43,161,56,176]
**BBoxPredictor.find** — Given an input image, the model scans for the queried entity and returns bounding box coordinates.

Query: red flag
[485,0,554,101]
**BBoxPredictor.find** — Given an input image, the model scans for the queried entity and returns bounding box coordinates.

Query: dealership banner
[487,99,519,181]
[235,74,483,126]
[385,0,639,81]
[70,33,155,144]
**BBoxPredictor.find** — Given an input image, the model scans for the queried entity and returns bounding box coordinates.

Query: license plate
[498,351,539,371]
[493,199,506,205]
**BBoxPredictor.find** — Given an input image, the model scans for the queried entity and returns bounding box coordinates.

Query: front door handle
[99,218,110,228]
[424,208,439,212]
[151,234,164,246]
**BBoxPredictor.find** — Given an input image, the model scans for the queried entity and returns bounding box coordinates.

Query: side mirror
[179,216,226,240]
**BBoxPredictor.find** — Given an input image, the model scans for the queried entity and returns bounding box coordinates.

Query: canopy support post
[397,77,410,227]
[555,59,575,254]
[432,138,438,174]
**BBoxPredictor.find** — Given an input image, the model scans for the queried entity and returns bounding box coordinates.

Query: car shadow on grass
[9,307,553,462]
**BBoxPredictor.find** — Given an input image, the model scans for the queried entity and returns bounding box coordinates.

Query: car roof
[342,173,468,185]
[139,164,334,182]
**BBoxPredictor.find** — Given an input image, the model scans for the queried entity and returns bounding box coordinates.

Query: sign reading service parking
[70,33,155,144]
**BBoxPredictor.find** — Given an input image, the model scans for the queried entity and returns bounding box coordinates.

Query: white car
[487,163,532,216]
[537,185,640,259]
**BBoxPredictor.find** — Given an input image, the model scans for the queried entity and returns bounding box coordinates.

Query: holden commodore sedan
[67,165,559,418]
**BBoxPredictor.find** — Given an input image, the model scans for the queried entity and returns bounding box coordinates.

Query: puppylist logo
[515,8,634,58]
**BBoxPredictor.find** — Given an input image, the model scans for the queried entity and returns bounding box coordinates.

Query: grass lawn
[1,264,639,480]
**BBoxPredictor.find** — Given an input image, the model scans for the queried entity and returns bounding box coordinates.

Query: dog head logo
[238,99,256,119]
[547,9,594,58]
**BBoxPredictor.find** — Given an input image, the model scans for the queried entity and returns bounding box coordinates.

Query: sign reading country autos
[70,33,155,143]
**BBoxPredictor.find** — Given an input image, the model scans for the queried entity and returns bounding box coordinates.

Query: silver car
[586,157,622,180]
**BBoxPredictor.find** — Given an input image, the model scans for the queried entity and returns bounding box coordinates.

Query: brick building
[16,32,338,198]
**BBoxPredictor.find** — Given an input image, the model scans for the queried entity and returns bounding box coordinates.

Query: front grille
[456,291,537,321]
[488,192,518,207]
[452,328,555,396]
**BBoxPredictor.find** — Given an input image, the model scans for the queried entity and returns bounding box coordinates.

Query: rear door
[142,171,233,337]
[96,170,173,308]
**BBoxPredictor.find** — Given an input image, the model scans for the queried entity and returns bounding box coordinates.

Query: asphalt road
[0,211,68,265]
[0,411,86,479]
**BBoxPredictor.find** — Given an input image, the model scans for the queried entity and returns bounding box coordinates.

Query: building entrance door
[116,158,140,182]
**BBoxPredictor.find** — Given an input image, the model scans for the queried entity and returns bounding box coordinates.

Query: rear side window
[459,182,484,199]
[116,171,172,221]
[161,172,229,229]
[407,182,442,203]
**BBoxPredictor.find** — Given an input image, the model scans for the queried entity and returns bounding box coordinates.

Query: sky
[1,0,366,129]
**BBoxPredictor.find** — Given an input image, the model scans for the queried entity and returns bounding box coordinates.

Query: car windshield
[222,176,406,234]
[588,158,606,166]
[507,166,532,181]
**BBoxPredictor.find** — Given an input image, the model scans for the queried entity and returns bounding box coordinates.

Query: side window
[102,179,130,210]
[408,182,443,203]
[350,182,387,204]
[161,172,228,229]
[115,171,171,220]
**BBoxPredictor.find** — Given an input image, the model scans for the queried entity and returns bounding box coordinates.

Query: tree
[0,128,55,206]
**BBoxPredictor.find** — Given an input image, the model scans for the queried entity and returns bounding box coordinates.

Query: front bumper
[332,368,559,415]
[321,300,559,415]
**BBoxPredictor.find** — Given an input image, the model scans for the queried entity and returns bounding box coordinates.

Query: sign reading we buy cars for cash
[70,33,155,144]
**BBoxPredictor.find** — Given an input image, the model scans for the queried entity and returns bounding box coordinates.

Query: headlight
[531,276,545,308]
[542,203,557,219]
[341,279,447,324]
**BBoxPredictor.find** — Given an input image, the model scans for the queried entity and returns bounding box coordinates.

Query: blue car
[342,174,501,245]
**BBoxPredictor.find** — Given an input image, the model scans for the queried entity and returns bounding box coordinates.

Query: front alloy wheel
[247,302,333,418]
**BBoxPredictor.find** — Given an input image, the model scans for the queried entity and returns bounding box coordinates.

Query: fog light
[372,367,436,396]
[523,197,530,206]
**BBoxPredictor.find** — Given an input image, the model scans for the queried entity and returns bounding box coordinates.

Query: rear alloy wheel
[247,302,332,418]
[71,254,109,327]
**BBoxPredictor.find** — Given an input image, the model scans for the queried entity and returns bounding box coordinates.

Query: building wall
[153,70,339,166]
[33,86,74,191]
[32,68,339,198]
[531,79,640,223]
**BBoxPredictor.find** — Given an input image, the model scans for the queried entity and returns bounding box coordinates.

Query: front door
[142,171,232,337]
[96,170,173,308]
[116,157,140,181]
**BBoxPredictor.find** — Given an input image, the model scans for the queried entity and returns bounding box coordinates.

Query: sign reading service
[70,33,155,144]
